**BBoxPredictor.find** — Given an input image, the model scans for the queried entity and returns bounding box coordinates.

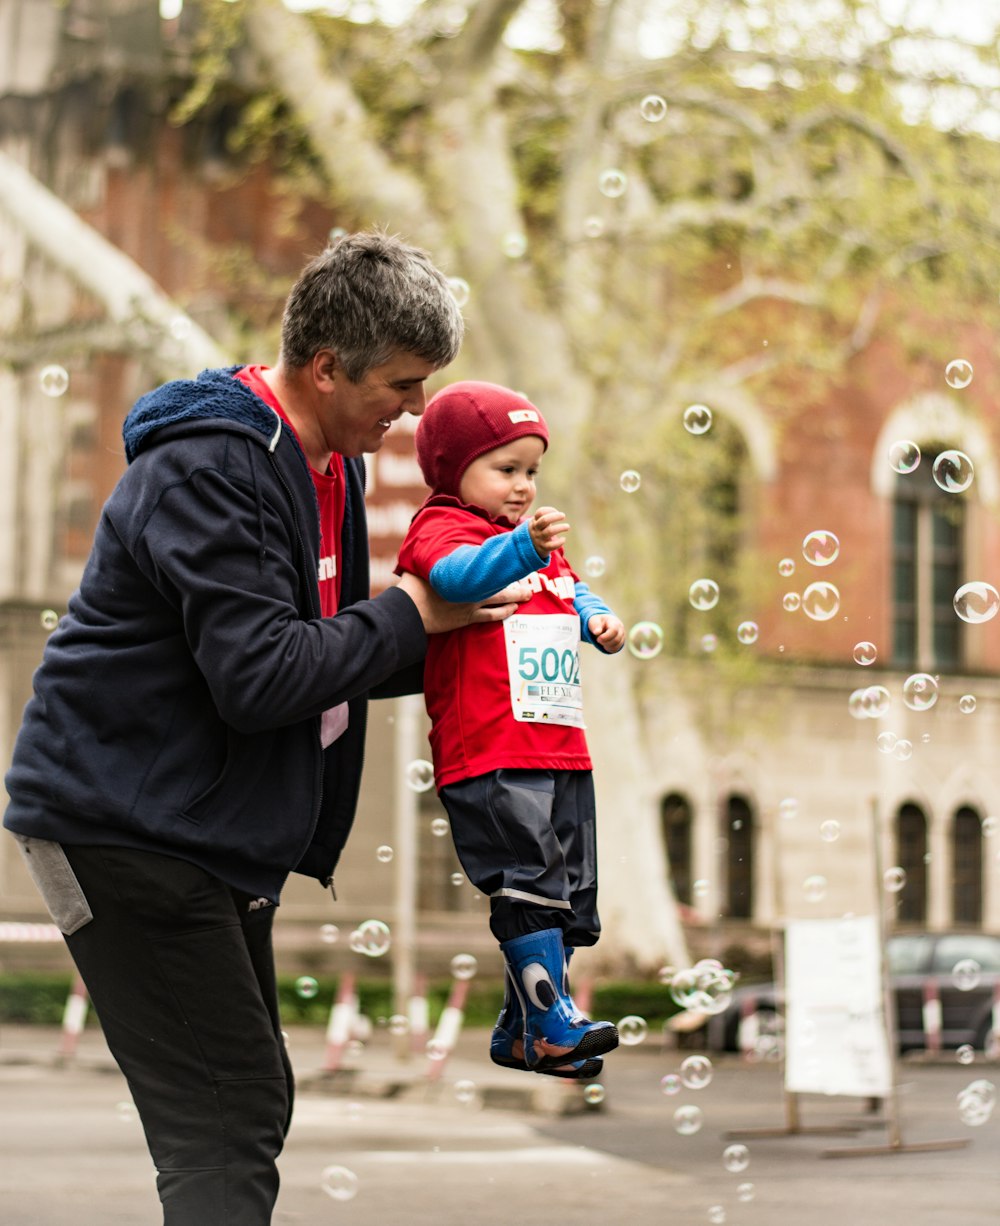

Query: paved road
[1,1025,997,1225]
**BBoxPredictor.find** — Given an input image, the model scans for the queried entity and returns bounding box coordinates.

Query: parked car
[706,930,1000,1054]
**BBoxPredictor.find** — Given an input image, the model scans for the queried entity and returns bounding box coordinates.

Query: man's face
[325,351,436,457]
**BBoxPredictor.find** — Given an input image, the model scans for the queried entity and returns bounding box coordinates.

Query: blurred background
[3,0,1000,1032]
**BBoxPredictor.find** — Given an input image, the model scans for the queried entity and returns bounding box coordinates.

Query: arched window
[952,806,983,926]
[725,795,754,920]
[895,803,928,924]
[892,449,965,671]
[660,793,693,906]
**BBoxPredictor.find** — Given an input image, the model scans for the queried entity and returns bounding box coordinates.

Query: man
[4,231,521,1224]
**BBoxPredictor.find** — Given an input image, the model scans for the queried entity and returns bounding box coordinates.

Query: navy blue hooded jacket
[3,367,427,901]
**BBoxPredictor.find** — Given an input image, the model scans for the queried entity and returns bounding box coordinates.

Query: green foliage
[0,972,684,1030]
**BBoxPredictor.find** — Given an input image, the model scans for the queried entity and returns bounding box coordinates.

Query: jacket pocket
[12,835,94,934]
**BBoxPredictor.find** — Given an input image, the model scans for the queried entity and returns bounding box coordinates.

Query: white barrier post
[425,977,470,1083]
[737,992,760,1059]
[921,980,942,1055]
[409,972,429,1054]
[322,972,358,1073]
[59,973,89,1060]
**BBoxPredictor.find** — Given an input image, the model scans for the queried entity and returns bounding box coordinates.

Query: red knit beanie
[415,381,549,497]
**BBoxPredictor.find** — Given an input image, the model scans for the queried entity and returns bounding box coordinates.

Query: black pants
[61,844,292,1225]
[440,767,601,947]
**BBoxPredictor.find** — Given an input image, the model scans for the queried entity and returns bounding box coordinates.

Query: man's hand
[396,573,530,633]
[529,506,570,558]
[588,613,626,653]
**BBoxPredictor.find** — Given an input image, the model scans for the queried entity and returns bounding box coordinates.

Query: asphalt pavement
[1,1022,997,1225]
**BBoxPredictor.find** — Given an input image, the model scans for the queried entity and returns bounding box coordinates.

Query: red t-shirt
[234,366,345,616]
[396,501,592,789]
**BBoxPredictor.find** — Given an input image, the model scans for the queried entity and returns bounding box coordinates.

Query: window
[660,793,693,906]
[895,803,928,924]
[892,452,964,671]
[952,806,983,926]
[725,795,754,920]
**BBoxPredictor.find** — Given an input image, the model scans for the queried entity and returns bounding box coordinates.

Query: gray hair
[279,230,465,380]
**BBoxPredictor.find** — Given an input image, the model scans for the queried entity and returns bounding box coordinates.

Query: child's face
[458,435,545,521]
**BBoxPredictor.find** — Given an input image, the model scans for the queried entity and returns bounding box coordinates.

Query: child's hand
[588,614,626,653]
[529,506,570,557]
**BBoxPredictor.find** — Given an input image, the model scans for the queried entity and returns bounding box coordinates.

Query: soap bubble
[888,440,921,473]
[354,919,391,956]
[945,358,973,389]
[583,555,606,578]
[782,592,801,612]
[40,609,60,631]
[39,365,69,397]
[583,1082,606,1105]
[957,1079,996,1126]
[707,1207,726,1225]
[689,578,720,611]
[683,403,712,434]
[863,685,891,719]
[933,449,974,493]
[803,874,827,902]
[894,738,913,760]
[376,844,394,863]
[722,1143,750,1173]
[954,582,1000,624]
[736,621,759,645]
[618,1015,648,1045]
[627,621,664,659]
[502,232,528,259]
[447,277,470,307]
[295,976,319,999]
[876,730,897,753]
[779,797,798,821]
[431,816,449,837]
[639,93,668,122]
[319,923,339,944]
[959,694,977,714]
[802,530,840,567]
[700,633,718,653]
[952,959,982,991]
[583,216,604,238]
[737,1183,755,1203]
[673,1103,704,1135]
[680,1054,713,1089]
[454,1079,478,1105]
[450,953,478,981]
[819,819,841,843]
[660,1073,682,1095]
[802,581,840,621]
[599,168,628,198]
[957,1044,976,1066]
[883,867,907,893]
[405,759,435,792]
[692,878,709,897]
[778,557,795,577]
[450,872,465,886]
[619,469,641,493]
[902,672,938,711]
[388,1014,409,1036]
[853,641,877,665]
[328,226,348,244]
[168,314,192,340]
[320,1165,359,1201]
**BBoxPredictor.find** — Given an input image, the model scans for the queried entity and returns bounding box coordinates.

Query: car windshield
[887,934,932,974]
[930,934,1000,974]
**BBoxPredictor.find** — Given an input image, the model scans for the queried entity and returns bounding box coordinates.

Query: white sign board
[784,915,893,1098]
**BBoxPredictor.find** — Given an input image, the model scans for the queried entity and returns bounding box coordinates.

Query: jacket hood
[123,366,283,464]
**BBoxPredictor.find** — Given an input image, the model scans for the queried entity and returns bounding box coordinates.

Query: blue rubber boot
[500,928,618,1071]
[490,968,604,1080]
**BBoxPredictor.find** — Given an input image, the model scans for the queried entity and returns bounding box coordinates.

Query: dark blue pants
[60,844,292,1225]
[440,767,601,947]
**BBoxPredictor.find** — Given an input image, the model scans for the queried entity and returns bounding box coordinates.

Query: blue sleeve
[428,521,549,602]
[574,581,615,652]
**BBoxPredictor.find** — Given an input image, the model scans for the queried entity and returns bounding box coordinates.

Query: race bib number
[503,613,585,727]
